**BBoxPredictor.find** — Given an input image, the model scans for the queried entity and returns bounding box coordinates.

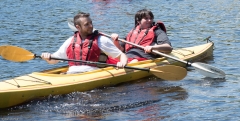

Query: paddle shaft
[1,45,186,80]
[34,55,151,72]
[100,33,225,78]
[101,33,191,66]
[46,56,188,80]
[102,33,226,78]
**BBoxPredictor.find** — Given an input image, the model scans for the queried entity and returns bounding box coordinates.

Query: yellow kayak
[0,42,214,109]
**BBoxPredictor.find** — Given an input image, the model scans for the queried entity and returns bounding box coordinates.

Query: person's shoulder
[98,35,109,39]
[98,35,111,43]
[154,28,165,35]
[67,36,74,40]
[64,36,74,43]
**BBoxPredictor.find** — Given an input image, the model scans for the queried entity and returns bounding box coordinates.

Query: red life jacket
[125,21,166,52]
[66,31,101,66]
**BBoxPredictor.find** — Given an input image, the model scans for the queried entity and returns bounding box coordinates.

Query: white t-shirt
[52,35,122,74]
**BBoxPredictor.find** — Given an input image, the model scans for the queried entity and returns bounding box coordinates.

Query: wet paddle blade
[67,18,78,31]
[1,45,35,62]
[150,65,187,81]
[191,62,225,78]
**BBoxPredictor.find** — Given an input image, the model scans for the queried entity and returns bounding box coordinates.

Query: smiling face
[138,14,153,29]
[135,9,154,29]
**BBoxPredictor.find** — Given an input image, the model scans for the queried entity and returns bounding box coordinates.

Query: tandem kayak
[0,42,214,109]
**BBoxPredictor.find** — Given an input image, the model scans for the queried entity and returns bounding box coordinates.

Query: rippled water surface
[0,0,240,120]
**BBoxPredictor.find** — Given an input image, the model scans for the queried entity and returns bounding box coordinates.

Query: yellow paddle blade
[150,65,187,81]
[1,45,35,62]
[0,45,8,56]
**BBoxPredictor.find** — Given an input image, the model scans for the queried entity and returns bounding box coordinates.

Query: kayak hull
[0,42,214,108]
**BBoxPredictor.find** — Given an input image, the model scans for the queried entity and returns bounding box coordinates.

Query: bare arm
[115,52,128,68]
[144,43,172,54]
[111,33,124,52]
[152,43,173,53]
[144,29,172,54]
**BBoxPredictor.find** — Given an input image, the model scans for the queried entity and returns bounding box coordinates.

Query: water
[0,0,240,120]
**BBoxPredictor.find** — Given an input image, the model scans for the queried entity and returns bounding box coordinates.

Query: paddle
[1,45,187,81]
[102,33,225,78]
[66,18,225,78]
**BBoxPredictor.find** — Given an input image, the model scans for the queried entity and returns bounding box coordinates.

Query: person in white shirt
[41,12,128,74]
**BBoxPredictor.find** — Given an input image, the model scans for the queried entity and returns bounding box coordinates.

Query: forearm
[117,52,128,66]
[41,53,60,64]
[45,59,60,64]
[152,43,173,53]
[113,41,124,52]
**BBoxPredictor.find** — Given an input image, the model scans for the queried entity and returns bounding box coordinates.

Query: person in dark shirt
[109,9,172,63]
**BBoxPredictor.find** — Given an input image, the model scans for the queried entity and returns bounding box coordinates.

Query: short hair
[74,12,90,26]
[134,9,154,26]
